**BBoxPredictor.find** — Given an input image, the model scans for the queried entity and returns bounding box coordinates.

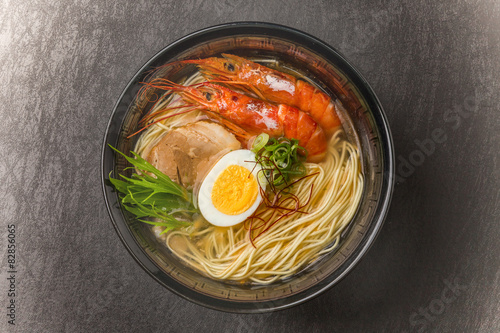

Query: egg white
[198,149,265,227]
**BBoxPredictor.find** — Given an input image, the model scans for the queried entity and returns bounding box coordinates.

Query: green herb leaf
[108,144,197,232]
[109,145,188,200]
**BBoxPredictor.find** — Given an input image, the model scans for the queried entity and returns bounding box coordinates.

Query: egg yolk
[211,165,258,215]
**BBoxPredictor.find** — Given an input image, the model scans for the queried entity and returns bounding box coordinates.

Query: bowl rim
[101,21,395,313]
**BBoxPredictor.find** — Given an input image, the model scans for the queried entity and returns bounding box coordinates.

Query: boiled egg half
[198,149,265,227]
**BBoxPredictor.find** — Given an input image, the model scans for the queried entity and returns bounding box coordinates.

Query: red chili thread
[246,171,320,248]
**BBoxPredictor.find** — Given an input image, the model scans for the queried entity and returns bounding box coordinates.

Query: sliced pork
[146,121,241,189]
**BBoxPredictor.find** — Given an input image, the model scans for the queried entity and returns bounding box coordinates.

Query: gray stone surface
[1,0,499,332]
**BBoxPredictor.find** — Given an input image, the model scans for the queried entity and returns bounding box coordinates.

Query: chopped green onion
[251,133,270,153]
[253,135,307,187]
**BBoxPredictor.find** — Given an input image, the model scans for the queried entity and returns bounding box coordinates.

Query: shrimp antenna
[127,107,199,138]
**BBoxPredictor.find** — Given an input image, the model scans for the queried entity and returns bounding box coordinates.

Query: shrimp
[177,54,342,137]
[138,79,328,162]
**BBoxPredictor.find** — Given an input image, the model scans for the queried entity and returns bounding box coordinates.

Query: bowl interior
[102,23,393,313]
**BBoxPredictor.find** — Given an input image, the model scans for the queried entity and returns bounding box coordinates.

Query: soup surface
[117,54,364,284]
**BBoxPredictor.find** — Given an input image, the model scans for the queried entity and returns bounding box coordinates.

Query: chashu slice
[146,121,241,189]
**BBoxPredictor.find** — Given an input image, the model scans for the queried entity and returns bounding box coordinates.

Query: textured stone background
[1,0,499,332]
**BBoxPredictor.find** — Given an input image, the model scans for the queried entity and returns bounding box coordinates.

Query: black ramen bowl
[101,22,394,313]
